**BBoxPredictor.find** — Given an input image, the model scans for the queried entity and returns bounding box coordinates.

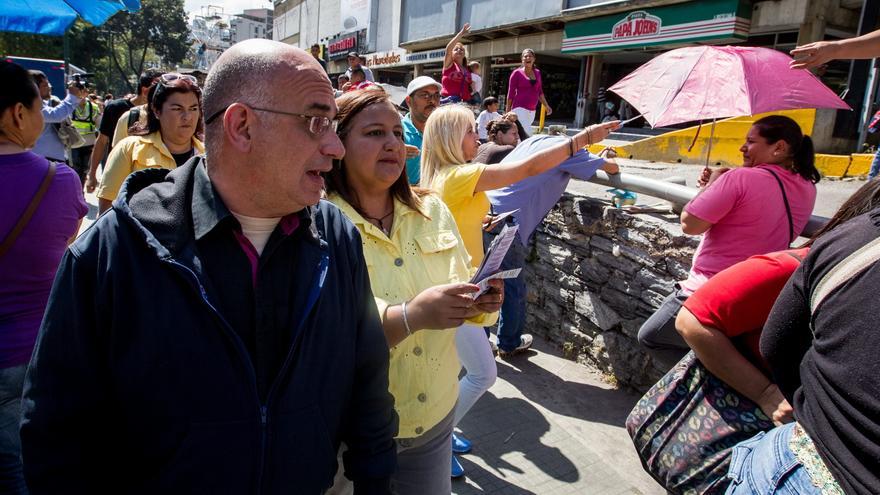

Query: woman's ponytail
[795,135,821,184]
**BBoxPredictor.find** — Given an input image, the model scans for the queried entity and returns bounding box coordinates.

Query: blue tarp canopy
[0,0,141,36]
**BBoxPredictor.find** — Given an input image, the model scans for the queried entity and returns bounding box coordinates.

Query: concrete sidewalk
[452,339,662,495]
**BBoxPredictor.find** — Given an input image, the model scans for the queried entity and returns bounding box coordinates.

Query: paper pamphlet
[470,223,520,298]
[473,268,522,298]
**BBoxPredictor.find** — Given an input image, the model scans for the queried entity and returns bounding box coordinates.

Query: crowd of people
[1,24,879,495]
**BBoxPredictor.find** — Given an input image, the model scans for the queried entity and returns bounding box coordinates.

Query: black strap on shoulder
[762,167,794,245]
[0,160,57,258]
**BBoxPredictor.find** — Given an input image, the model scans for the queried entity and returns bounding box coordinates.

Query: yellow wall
[589,109,867,177]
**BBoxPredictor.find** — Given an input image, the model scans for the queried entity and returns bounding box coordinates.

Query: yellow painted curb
[848,154,875,176]
[814,154,851,177]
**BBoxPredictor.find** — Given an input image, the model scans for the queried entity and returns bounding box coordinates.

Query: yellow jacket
[96,131,204,202]
[328,192,497,438]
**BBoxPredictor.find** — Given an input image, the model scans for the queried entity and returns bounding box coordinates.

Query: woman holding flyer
[420,104,618,476]
[324,90,502,493]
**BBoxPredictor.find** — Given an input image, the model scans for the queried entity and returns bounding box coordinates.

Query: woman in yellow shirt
[325,90,502,493]
[420,104,619,473]
[96,74,204,213]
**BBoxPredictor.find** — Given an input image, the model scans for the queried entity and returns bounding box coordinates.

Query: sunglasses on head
[159,73,198,85]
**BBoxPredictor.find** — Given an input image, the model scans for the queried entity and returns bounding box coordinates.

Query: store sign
[327,30,364,61]
[365,50,405,68]
[404,49,445,65]
[562,0,751,54]
[612,12,661,40]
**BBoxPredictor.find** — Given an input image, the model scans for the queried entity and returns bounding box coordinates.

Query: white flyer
[470,223,519,285]
[473,268,522,298]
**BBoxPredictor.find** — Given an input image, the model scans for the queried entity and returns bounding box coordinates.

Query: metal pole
[63,29,70,80]
[858,59,878,151]
[704,117,717,168]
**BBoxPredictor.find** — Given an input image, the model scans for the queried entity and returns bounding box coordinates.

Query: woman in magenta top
[440,23,473,104]
[637,115,819,369]
[506,49,553,136]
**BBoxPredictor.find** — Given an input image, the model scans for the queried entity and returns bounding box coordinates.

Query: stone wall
[522,192,699,392]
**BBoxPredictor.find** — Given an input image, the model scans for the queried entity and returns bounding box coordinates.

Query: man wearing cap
[344,53,374,82]
[401,76,441,185]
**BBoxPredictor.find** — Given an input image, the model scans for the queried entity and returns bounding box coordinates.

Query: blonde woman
[420,103,618,475]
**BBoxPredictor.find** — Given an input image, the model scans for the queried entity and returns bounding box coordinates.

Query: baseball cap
[347,52,360,58]
[406,76,442,97]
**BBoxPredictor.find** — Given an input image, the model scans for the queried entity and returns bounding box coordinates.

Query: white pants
[453,323,497,425]
[512,107,536,136]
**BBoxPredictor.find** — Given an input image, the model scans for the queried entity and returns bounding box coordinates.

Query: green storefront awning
[563,0,752,54]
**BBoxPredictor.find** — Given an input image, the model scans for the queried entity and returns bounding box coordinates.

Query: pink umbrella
[609,45,850,128]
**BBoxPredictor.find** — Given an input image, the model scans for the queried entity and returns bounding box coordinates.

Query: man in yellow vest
[70,96,101,186]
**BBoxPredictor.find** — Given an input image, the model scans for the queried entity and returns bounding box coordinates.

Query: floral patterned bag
[625,352,775,494]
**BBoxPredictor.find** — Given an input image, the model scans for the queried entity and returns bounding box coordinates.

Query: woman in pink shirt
[440,23,473,104]
[637,115,819,369]
[505,49,552,136]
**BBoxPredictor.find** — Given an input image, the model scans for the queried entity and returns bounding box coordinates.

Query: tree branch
[108,31,133,94]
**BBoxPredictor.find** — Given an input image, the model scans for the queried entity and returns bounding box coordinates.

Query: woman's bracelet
[401,301,413,336]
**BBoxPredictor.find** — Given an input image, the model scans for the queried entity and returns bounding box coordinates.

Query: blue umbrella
[0,0,141,36]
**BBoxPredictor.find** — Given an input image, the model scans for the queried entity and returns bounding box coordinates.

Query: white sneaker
[516,334,533,352]
[489,339,498,354]
[499,334,533,357]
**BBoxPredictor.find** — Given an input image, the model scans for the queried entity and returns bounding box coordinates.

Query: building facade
[272,0,878,152]
[230,8,274,44]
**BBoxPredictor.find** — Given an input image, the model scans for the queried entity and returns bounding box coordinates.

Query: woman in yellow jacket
[325,90,502,494]
[96,74,204,213]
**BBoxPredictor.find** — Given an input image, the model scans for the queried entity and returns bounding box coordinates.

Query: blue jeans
[0,364,28,495]
[637,288,691,369]
[869,149,880,180]
[725,422,820,494]
[482,222,529,353]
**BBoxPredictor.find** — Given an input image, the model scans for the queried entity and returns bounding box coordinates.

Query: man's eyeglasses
[412,91,441,101]
[204,104,338,136]
[160,73,198,85]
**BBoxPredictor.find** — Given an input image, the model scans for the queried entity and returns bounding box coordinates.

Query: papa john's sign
[563,0,751,53]
[612,11,661,40]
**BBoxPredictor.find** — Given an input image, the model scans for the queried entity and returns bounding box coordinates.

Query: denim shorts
[725,422,819,494]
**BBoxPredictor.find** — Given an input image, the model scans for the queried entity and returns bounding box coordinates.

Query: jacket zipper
[166,251,329,494]
[165,259,268,494]
[261,251,330,406]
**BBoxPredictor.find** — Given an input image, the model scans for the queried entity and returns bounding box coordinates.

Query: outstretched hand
[582,120,620,146]
[790,41,838,70]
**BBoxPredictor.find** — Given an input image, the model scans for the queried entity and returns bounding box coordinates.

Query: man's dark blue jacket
[20,159,397,494]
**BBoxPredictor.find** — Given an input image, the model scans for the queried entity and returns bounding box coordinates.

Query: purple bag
[626,352,775,494]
